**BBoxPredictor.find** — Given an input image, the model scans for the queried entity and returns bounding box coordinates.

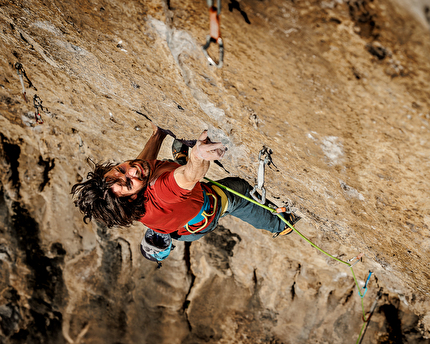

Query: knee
[219,177,252,194]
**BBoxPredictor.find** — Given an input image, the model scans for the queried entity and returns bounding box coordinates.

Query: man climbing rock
[71,124,300,266]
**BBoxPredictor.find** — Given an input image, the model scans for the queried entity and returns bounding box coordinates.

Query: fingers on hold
[198,130,208,141]
[206,142,226,151]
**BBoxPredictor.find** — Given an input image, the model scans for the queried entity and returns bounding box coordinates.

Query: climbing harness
[185,191,218,234]
[33,95,44,124]
[15,62,28,102]
[250,147,276,204]
[203,0,224,68]
[211,184,229,215]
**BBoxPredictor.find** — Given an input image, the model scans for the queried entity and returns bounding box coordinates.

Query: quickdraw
[33,94,44,124]
[347,252,364,268]
[250,147,276,204]
[15,62,28,102]
[203,0,224,68]
[360,271,373,298]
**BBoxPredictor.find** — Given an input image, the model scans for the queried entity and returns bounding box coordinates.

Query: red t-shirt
[139,160,217,235]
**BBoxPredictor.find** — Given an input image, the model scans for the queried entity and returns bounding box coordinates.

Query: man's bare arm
[136,123,168,161]
[174,131,226,190]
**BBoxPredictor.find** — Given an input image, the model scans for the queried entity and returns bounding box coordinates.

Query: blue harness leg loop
[187,190,211,226]
[185,190,218,234]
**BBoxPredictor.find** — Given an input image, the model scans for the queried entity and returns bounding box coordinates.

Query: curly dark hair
[71,160,148,228]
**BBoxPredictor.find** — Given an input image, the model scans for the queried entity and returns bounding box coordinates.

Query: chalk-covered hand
[193,130,226,161]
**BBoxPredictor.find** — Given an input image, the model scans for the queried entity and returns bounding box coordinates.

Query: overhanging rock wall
[1,0,430,343]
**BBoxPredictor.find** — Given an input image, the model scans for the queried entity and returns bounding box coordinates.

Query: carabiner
[250,147,273,204]
[347,252,364,267]
[250,183,266,204]
[203,0,223,68]
[203,36,224,68]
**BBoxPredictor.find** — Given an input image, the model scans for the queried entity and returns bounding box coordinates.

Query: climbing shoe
[172,139,189,166]
[273,211,301,237]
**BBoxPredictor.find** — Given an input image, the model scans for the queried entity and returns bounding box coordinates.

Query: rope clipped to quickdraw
[33,95,44,124]
[348,252,364,267]
[203,0,224,68]
[250,147,278,204]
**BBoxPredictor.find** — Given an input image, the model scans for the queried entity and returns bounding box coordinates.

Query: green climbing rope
[204,176,371,343]
[205,177,351,265]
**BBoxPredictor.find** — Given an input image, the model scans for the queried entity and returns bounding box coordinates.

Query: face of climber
[104,159,150,199]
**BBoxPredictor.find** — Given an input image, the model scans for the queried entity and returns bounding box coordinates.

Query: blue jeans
[173,177,285,242]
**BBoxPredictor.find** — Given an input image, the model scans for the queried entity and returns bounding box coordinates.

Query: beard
[128,159,151,186]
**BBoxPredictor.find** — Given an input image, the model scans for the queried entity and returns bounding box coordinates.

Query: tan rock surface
[1,0,430,343]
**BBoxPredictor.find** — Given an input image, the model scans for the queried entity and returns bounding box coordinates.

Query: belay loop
[250,147,276,204]
[203,0,224,68]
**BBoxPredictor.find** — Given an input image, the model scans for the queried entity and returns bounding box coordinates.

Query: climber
[71,124,301,265]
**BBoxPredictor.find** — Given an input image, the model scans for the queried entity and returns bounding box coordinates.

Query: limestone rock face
[1,0,430,343]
